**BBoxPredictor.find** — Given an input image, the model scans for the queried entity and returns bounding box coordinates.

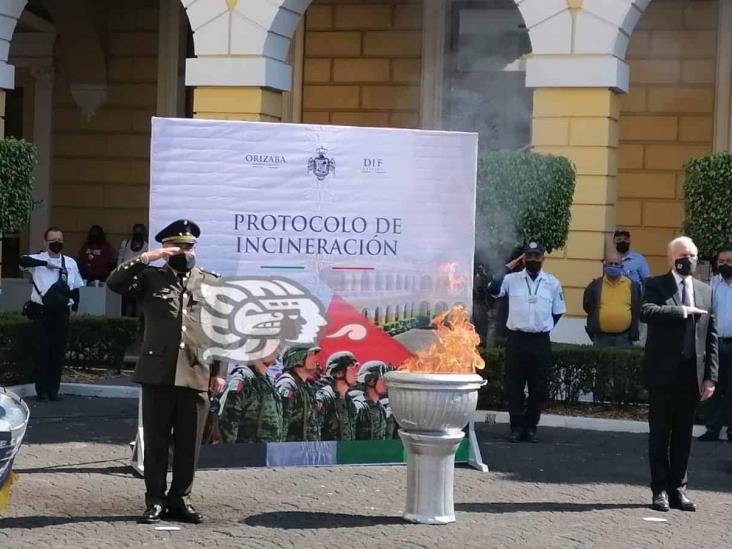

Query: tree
[684,152,732,259]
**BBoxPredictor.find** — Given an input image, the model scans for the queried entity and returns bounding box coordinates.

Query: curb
[5,383,138,399]
[475,410,708,437]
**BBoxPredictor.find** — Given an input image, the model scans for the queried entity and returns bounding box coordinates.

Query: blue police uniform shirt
[492,269,566,333]
[711,274,732,338]
[621,251,651,285]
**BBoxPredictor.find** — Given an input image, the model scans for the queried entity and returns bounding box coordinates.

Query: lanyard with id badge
[525,277,542,304]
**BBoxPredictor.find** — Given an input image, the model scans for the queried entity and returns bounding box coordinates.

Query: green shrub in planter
[0,315,139,386]
[477,151,576,260]
[0,138,37,233]
[477,343,646,409]
[684,152,732,257]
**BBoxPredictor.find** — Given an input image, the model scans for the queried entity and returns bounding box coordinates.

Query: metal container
[0,389,30,491]
[385,372,485,524]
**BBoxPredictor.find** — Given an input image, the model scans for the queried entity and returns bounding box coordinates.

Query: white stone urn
[384,372,485,524]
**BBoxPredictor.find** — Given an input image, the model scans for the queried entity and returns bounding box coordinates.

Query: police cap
[522,242,545,255]
[155,219,201,244]
[613,228,631,239]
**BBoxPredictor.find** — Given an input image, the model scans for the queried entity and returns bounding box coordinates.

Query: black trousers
[703,339,732,436]
[141,384,208,507]
[33,308,70,398]
[505,330,551,431]
[648,368,700,494]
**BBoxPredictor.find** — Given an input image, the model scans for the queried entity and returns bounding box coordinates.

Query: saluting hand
[142,247,181,263]
[506,254,525,271]
[209,376,226,395]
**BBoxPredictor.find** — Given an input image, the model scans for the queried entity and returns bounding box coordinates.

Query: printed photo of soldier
[276,345,323,441]
[350,360,396,440]
[218,352,283,444]
[317,351,361,441]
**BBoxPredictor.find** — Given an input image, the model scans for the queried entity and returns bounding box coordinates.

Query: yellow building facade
[1,0,730,341]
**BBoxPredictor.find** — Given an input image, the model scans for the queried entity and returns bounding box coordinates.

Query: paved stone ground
[3,396,732,548]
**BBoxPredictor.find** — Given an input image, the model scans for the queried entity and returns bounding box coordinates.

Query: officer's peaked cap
[155,219,201,244]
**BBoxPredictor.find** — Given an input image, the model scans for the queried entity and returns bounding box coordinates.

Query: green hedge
[478,344,646,409]
[0,137,37,233]
[0,314,138,386]
[684,152,732,258]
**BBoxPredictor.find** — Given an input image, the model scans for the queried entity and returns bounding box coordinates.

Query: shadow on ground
[455,501,646,513]
[0,516,135,529]
[476,423,732,493]
[243,511,404,529]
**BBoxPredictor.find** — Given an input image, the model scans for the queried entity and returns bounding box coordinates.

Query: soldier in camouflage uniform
[350,361,396,440]
[219,353,283,443]
[317,351,360,441]
[276,346,322,441]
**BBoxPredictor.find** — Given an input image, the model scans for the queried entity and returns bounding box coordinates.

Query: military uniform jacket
[107,255,225,391]
[220,366,283,443]
[317,383,357,441]
[277,372,322,441]
[351,390,389,440]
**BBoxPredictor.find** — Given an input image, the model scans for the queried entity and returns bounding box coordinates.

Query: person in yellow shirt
[583,251,642,347]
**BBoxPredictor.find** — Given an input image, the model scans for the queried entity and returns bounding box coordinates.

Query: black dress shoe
[167,503,204,524]
[698,431,719,442]
[651,491,670,512]
[508,430,522,443]
[138,504,165,524]
[524,428,538,443]
[669,490,696,512]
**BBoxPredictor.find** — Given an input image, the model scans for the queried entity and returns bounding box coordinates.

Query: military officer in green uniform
[107,219,226,525]
[276,346,322,441]
[219,352,283,443]
[317,351,360,441]
[350,361,394,440]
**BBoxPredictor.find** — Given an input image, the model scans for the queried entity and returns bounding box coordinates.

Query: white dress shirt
[672,270,694,314]
[492,269,567,333]
[25,252,84,305]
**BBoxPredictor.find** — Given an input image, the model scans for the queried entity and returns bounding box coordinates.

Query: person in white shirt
[488,242,566,443]
[19,227,84,402]
[699,247,732,442]
[117,224,148,316]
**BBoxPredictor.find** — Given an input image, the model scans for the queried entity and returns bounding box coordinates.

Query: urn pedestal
[384,372,485,524]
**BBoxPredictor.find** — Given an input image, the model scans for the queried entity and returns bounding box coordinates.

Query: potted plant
[384,306,485,524]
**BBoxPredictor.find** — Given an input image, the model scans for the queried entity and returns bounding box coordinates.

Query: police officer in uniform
[489,242,566,443]
[107,219,226,524]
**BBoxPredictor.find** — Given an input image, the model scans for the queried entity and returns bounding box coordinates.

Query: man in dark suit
[641,236,718,512]
[107,219,226,524]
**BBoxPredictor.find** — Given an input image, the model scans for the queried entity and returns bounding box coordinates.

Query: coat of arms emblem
[307,147,336,181]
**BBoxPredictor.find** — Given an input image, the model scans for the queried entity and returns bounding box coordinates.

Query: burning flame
[400,306,485,374]
[441,261,466,293]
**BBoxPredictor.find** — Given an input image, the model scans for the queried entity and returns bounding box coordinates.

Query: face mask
[524,260,542,274]
[168,252,196,272]
[674,256,697,277]
[48,242,64,254]
[604,265,623,278]
[615,242,630,254]
[719,265,732,279]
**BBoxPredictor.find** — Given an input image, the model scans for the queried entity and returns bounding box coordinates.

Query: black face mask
[524,260,542,274]
[719,265,732,279]
[616,242,630,254]
[674,256,697,277]
[48,242,64,254]
[168,253,196,272]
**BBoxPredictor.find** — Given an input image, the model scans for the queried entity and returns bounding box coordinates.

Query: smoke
[423,4,533,273]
